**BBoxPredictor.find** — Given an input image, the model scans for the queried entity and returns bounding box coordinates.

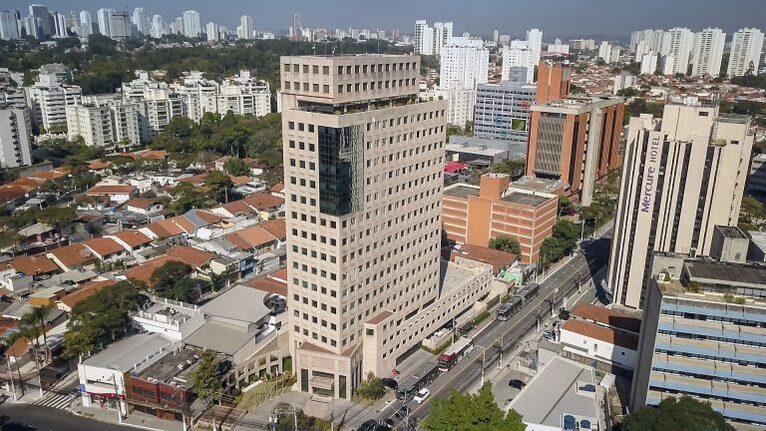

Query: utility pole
[480,349,486,386]
[497,336,504,369]
[111,374,122,424]
[5,357,17,401]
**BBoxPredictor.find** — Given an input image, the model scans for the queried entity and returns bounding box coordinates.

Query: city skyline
[4,0,766,38]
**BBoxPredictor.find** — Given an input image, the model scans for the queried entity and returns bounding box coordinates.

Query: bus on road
[395,360,441,401]
[437,336,474,371]
[497,296,524,321]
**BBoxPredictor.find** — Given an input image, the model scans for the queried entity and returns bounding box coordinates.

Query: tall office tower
[21,16,41,39]
[608,100,753,309]
[281,54,447,398]
[53,12,67,38]
[239,15,253,40]
[432,22,453,55]
[205,22,219,41]
[0,10,20,40]
[0,105,32,168]
[131,8,151,36]
[661,27,693,75]
[690,28,725,78]
[630,253,766,428]
[526,95,623,206]
[414,20,433,55]
[29,4,53,36]
[289,13,304,41]
[109,11,131,41]
[535,61,571,104]
[78,11,92,38]
[97,9,113,38]
[151,15,165,38]
[438,38,489,89]
[474,79,536,144]
[728,27,765,77]
[182,11,201,38]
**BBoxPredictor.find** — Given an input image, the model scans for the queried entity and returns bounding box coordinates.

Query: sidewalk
[71,397,184,431]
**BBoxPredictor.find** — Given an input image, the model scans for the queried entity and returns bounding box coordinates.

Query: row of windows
[658,329,766,348]
[286,110,445,134]
[283,62,417,75]
[335,79,416,93]
[660,309,766,329]
[655,348,766,369]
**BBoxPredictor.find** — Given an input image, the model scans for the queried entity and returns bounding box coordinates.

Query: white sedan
[413,388,430,403]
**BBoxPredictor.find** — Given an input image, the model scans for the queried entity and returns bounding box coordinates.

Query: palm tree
[3,333,26,397]
[21,307,51,363]
[8,325,43,396]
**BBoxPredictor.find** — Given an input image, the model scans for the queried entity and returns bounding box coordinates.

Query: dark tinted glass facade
[318,125,364,216]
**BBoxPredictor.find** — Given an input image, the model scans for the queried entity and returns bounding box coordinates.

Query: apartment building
[25,81,82,130]
[65,96,142,147]
[0,104,32,168]
[281,54,447,398]
[631,254,766,428]
[608,100,754,309]
[690,28,726,78]
[442,173,557,264]
[728,28,765,77]
[526,96,624,205]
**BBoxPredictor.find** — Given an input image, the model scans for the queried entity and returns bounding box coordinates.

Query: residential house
[83,237,129,262]
[47,243,97,271]
[85,184,138,205]
[107,231,152,256]
[123,198,164,215]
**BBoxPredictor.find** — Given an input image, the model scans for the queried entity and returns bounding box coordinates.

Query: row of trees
[540,220,581,267]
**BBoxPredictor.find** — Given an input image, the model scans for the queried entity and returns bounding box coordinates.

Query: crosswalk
[34,393,72,410]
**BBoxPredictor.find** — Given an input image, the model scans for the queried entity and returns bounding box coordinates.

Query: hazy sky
[6,0,766,39]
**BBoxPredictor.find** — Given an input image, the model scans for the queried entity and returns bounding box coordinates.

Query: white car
[413,388,430,403]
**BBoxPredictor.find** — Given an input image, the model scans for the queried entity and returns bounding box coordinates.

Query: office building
[442,173,557,263]
[631,255,766,427]
[182,10,201,38]
[78,11,92,38]
[281,54,452,397]
[0,10,21,40]
[29,4,53,36]
[131,8,151,36]
[52,11,67,38]
[151,15,165,38]
[501,29,543,84]
[690,28,726,78]
[289,13,304,41]
[526,96,624,205]
[97,8,113,38]
[661,27,694,75]
[239,15,253,40]
[536,61,571,104]
[608,100,754,309]
[109,11,131,41]
[728,28,765,77]
[65,96,142,148]
[0,105,32,168]
[438,37,488,90]
[473,80,535,144]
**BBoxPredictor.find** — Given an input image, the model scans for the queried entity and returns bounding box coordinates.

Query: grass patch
[474,311,491,325]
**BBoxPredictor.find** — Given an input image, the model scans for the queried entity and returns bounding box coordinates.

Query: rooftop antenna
[312,44,316,55]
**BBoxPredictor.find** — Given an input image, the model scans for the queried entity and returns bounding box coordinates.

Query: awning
[310,375,334,391]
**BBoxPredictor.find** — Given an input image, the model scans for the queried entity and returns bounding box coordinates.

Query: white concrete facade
[0,106,32,168]
[728,27,765,77]
[690,28,726,78]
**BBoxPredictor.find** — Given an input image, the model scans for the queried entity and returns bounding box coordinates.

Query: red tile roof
[243,193,284,211]
[166,245,216,267]
[242,277,287,296]
[60,279,118,309]
[233,226,278,249]
[452,244,518,274]
[218,200,257,217]
[87,160,111,170]
[561,319,639,351]
[47,243,97,269]
[112,231,152,248]
[6,254,60,275]
[229,175,252,186]
[83,237,125,257]
[269,183,284,193]
[259,219,286,240]
[122,255,174,286]
[193,210,223,225]
[86,185,137,195]
[570,304,642,334]
[124,197,156,210]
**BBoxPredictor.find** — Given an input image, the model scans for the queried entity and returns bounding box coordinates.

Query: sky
[6,0,766,39]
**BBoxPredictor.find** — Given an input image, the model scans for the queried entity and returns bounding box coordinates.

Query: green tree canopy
[540,220,581,266]
[63,281,144,358]
[150,261,197,302]
[355,372,385,400]
[492,159,526,179]
[421,383,526,431]
[223,158,252,176]
[170,182,209,214]
[191,350,223,404]
[622,396,734,431]
[489,236,521,255]
[204,170,234,203]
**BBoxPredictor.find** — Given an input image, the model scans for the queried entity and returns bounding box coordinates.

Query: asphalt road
[349,234,612,429]
[0,404,135,431]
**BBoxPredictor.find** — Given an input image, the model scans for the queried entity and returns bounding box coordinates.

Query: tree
[489,236,521,255]
[21,306,52,362]
[622,396,734,431]
[420,383,526,431]
[63,282,143,359]
[740,196,766,226]
[37,206,76,232]
[223,158,251,176]
[191,350,223,404]
[540,220,581,266]
[0,231,24,256]
[150,261,197,302]
[204,170,234,203]
[492,159,526,179]
[170,182,209,213]
[355,372,385,400]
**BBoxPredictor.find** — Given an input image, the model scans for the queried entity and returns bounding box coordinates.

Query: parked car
[509,379,526,389]
[413,388,430,403]
[358,419,378,431]
[381,377,398,390]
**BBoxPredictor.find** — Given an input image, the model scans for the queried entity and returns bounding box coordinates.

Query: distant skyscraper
[97,8,113,38]
[0,10,21,40]
[661,27,694,75]
[78,11,92,38]
[205,22,219,41]
[151,15,165,38]
[493,30,499,43]
[728,27,765,77]
[132,8,151,36]
[53,11,67,38]
[608,101,754,309]
[109,11,131,41]
[289,13,304,41]
[414,19,433,55]
[439,37,488,90]
[239,15,253,40]
[690,28,725,78]
[182,10,201,38]
[29,4,53,36]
